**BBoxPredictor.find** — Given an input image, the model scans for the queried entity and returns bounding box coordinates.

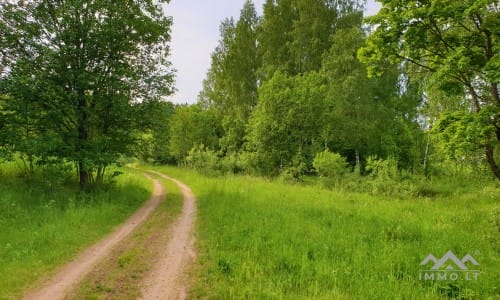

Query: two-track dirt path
[23,171,196,300]
[139,171,197,300]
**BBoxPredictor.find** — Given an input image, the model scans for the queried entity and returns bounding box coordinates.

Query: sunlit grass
[0,163,152,299]
[152,166,499,299]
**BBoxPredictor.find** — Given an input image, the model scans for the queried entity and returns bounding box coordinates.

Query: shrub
[278,166,304,183]
[365,155,399,180]
[238,151,261,176]
[313,150,348,178]
[312,150,349,188]
[185,144,221,175]
[220,153,243,174]
[363,156,417,196]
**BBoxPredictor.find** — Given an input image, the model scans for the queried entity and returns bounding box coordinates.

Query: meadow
[0,160,498,299]
[152,166,499,299]
[0,162,152,299]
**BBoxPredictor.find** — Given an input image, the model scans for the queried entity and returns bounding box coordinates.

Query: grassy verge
[70,172,184,299]
[0,163,151,299]
[152,166,499,299]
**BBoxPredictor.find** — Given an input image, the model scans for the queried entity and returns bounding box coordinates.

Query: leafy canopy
[0,0,174,185]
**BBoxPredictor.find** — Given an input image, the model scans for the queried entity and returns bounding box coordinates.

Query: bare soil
[139,171,197,300]
[23,171,197,300]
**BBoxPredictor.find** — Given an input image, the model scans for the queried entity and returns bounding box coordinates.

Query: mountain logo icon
[420,250,479,270]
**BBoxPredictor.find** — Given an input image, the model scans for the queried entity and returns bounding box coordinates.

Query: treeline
[1,0,498,186]
[143,0,498,182]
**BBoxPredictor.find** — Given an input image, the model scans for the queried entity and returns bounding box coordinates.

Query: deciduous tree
[200,1,260,154]
[0,0,174,185]
[359,0,500,179]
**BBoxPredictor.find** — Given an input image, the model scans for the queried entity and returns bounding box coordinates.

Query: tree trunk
[485,144,500,180]
[78,161,92,187]
[77,88,90,188]
[423,134,430,176]
[96,166,106,184]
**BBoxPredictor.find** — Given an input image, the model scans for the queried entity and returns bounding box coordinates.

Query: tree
[0,93,13,162]
[200,1,260,154]
[359,0,500,179]
[133,100,176,164]
[0,0,174,186]
[246,71,327,175]
[322,25,380,165]
[168,105,221,163]
[199,18,236,111]
[259,0,296,77]
[289,0,348,73]
[258,0,362,78]
[321,23,422,172]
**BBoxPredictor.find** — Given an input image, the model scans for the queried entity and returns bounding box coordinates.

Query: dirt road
[139,171,197,300]
[23,171,197,300]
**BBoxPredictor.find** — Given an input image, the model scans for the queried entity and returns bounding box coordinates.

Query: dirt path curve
[139,171,197,300]
[23,174,166,300]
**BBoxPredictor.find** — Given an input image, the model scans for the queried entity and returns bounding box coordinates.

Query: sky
[164,0,381,104]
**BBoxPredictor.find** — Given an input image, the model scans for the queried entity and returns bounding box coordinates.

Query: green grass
[152,166,499,299]
[0,163,152,299]
[72,172,185,300]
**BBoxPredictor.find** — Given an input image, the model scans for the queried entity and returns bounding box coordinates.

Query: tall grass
[153,166,499,299]
[0,162,151,299]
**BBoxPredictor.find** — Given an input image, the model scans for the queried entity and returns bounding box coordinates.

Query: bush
[312,150,349,188]
[278,166,304,183]
[185,144,221,175]
[365,155,399,180]
[238,151,261,176]
[220,153,244,174]
[313,150,348,178]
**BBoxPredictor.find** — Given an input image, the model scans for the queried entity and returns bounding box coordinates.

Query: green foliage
[185,145,246,176]
[189,0,425,179]
[0,94,12,162]
[278,162,308,183]
[153,166,499,299]
[168,105,221,162]
[365,156,399,180]
[364,156,406,195]
[237,150,261,176]
[323,26,423,170]
[133,101,176,164]
[185,144,221,175]
[259,0,361,77]
[259,0,296,77]
[313,150,349,178]
[247,71,327,175]
[199,1,260,153]
[219,153,244,174]
[312,149,349,188]
[0,164,150,297]
[432,108,500,162]
[219,116,246,154]
[359,0,500,179]
[0,0,174,186]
